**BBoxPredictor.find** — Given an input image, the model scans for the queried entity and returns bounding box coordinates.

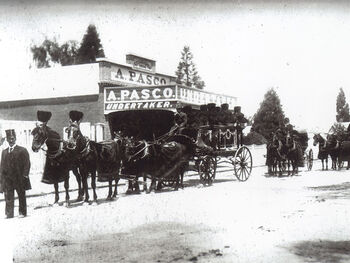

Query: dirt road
[1,161,350,263]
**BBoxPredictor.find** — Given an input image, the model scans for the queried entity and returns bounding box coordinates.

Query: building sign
[104,86,177,113]
[110,66,171,86]
[178,87,237,108]
[104,86,237,114]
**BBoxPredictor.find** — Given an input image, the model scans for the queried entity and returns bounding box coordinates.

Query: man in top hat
[0,129,31,218]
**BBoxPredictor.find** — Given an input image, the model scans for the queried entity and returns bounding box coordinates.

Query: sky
[1,0,350,132]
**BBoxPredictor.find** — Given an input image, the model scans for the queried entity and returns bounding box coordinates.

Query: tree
[30,24,104,68]
[30,38,60,68]
[252,88,286,140]
[59,40,79,66]
[76,24,105,64]
[175,46,205,89]
[336,88,350,122]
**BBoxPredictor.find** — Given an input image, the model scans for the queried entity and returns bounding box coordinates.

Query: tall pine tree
[252,88,286,140]
[76,24,105,64]
[175,46,205,89]
[336,88,350,122]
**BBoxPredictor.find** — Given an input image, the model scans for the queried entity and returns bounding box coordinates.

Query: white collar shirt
[8,144,16,153]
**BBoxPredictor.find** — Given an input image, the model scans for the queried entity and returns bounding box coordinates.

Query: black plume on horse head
[37,110,52,123]
[69,110,84,123]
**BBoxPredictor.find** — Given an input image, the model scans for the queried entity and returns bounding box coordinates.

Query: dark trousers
[4,188,26,218]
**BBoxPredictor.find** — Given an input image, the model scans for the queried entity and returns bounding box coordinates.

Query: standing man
[0,129,31,219]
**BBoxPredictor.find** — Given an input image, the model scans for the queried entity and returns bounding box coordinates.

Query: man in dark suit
[0,129,31,219]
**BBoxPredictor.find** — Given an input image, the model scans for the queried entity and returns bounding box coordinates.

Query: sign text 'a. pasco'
[111,67,169,86]
[106,87,176,102]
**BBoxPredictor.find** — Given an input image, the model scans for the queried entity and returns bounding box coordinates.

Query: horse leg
[91,171,97,202]
[147,179,156,194]
[107,179,113,200]
[73,167,83,201]
[321,159,324,170]
[81,169,89,203]
[180,171,184,189]
[54,183,59,205]
[156,180,162,191]
[64,178,70,207]
[126,180,133,194]
[142,174,148,192]
[134,178,141,194]
[112,177,119,198]
[325,158,328,170]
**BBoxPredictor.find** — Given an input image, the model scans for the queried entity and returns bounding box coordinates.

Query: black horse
[66,123,98,203]
[266,133,284,176]
[123,134,194,194]
[313,133,329,170]
[89,138,123,200]
[31,123,82,206]
[66,122,124,201]
[285,132,303,175]
[326,134,350,170]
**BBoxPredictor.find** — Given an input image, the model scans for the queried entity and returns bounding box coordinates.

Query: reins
[127,140,152,161]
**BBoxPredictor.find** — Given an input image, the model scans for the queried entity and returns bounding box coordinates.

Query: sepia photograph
[0,0,350,262]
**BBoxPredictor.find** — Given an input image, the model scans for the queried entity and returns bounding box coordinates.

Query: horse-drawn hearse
[105,85,252,191]
[266,126,313,176]
[30,85,252,205]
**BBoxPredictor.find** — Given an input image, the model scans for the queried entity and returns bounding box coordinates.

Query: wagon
[193,123,253,185]
[266,129,313,176]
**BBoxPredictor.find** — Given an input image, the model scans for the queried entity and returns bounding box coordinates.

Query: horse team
[31,110,195,206]
[313,133,350,170]
[266,129,306,176]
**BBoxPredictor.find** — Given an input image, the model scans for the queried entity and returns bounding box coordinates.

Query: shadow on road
[288,240,350,263]
[307,182,350,200]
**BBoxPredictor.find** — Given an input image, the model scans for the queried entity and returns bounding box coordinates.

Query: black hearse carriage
[104,84,252,186]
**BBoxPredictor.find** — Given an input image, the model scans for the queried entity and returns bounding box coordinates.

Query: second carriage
[266,127,313,175]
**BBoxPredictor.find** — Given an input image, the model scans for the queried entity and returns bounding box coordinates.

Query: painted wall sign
[105,101,177,112]
[110,66,170,86]
[104,86,237,114]
[178,87,237,108]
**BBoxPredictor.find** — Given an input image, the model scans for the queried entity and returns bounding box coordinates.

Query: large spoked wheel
[198,155,217,185]
[233,146,252,181]
[307,149,313,171]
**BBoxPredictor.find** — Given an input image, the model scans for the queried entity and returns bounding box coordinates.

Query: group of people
[172,103,248,148]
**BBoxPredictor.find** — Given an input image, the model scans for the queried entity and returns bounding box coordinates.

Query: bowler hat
[37,110,52,123]
[5,129,16,138]
[69,110,84,122]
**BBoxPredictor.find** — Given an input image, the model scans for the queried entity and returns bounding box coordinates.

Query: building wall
[0,92,111,139]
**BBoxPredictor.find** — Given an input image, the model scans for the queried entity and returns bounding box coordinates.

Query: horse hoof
[83,202,90,206]
[76,196,83,202]
[65,202,69,207]
[53,203,59,207]
[92,201,98,206]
